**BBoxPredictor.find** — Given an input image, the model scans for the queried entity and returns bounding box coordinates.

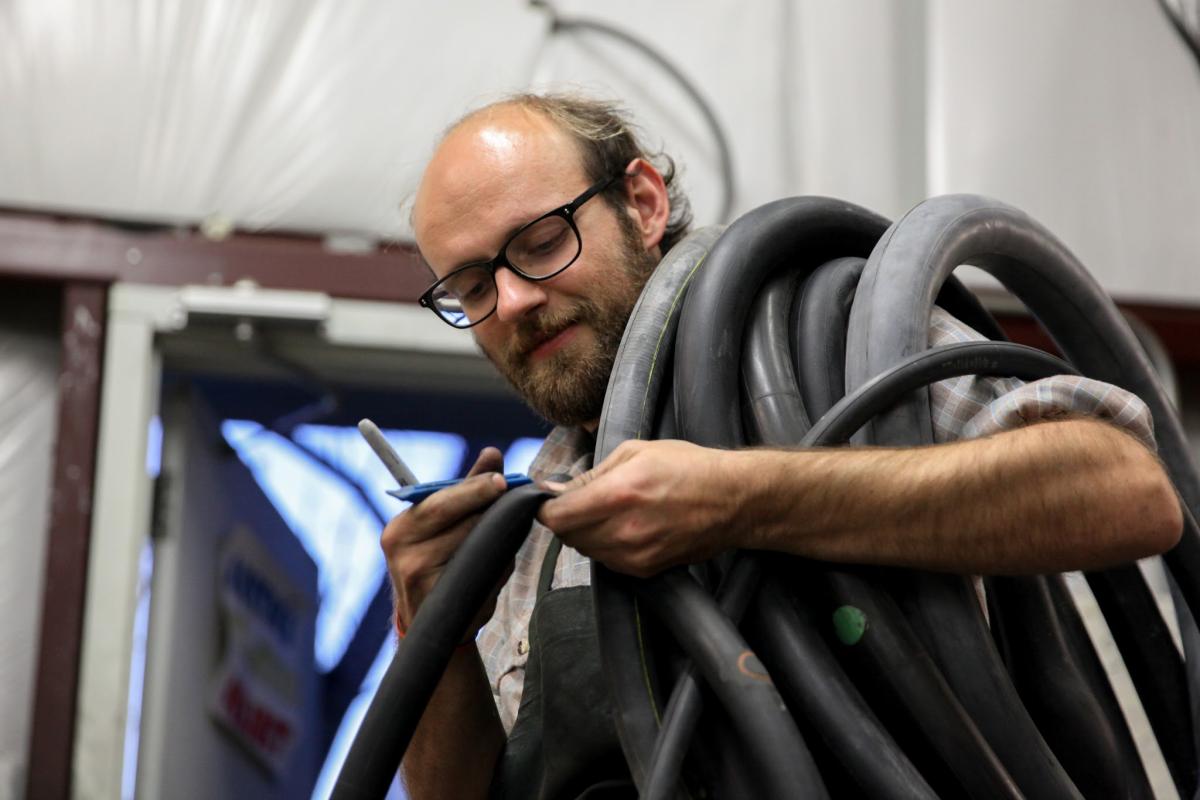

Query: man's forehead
[413,106,587,258]
[424,107,581,194]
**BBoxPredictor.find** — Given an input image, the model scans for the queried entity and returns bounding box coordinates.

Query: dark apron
[492,537,636,800]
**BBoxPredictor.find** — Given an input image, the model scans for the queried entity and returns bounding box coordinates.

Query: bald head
[413,103,590,278]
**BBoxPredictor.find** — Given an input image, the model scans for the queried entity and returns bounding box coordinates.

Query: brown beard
[483,215,658,426]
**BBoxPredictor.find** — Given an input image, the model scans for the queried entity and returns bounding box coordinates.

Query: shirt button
[517,639,529,655]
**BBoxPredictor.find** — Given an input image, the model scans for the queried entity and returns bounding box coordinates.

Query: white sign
[208,525,309,776]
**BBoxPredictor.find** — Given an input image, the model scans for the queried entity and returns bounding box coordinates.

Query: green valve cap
[833,605,868,645]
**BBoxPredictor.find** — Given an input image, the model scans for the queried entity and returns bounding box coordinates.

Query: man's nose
[493,267,548,322]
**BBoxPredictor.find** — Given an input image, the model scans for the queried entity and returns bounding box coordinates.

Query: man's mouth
[527,323,578,362]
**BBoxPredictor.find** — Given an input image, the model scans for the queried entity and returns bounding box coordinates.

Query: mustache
[504,306,589,362]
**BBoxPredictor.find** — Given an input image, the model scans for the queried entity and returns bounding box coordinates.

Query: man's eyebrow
[444,215,536,273]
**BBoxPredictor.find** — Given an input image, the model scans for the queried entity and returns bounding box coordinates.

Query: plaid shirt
[476,306,1157,732]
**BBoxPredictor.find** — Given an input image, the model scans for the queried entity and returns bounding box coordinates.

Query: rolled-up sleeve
[927,307,1156,450]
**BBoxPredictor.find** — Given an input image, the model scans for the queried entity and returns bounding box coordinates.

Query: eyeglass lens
[429,215,582,327]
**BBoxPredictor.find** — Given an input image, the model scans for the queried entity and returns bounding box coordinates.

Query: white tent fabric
[1,3,1198,793]
[0,0,542,236]
[0,0,835,234]
[2,1,1197,301]
[0,322,58,800]
[928,0,1200,303]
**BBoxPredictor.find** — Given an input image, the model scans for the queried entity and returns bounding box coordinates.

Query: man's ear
[622,157,670,254]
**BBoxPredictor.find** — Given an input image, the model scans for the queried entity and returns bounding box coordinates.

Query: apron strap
[537,534,564,599]
[535,449,593,599]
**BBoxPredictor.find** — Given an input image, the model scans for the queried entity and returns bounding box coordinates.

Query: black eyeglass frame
[418,171,627,329]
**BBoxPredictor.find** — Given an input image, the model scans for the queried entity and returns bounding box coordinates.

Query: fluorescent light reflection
[219,422,469,799]
[503,436,543,475]
[219,421,466,670]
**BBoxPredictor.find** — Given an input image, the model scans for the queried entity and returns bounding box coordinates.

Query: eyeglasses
[419,172,625,328]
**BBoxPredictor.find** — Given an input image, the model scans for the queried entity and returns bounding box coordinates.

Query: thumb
[467,446,504,478]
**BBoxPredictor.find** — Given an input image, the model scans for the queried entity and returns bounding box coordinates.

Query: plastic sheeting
[1,1,1198,297]
[0,0,533,235]
[928,0,1200,304]
[0,1,940,240]
[0,309,59,800]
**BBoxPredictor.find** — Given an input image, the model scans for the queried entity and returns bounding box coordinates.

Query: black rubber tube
[802,258,1143,799]
[790,247,1090,797]
[804,341,1081,799]
[805,341,1073,444]
[623,568,830,799]
[1171,564,1200,774]
[988,573,1154,799]
[1083,564,1194,784]
[596,226,723,453]
[738,256,931,798]
[674,196,889,450]
[845,193,1199,797]
[657,200,889,796]
[593,227,722,790]
[750,576,938,800]
[600,219,842,798]
[794,244,1131,799]
[894,572,1086,800]
[792,255,1004,421]
[793,256,865,419]
[676,342,1075,799]
[331,484,555,800]
[646,556,933,800]
[664,192,1078,797]
[743,266,810,445]
[640,556,769,800]
[844,195,1200,610]
[660,202,893,796]
[755,257,1046,796]
[821,566,1025,799]
[330,191,1200,800]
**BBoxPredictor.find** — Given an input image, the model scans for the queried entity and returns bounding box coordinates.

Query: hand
[381,447,510,637]
[537,440,743,578]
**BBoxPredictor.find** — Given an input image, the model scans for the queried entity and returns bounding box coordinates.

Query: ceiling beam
[0,210,429,303]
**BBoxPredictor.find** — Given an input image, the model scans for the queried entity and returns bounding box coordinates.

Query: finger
[554,519,621,561]
[541,468,594,494]
[389,513,483,616]
[541,446,628,493]
[402,472,506,542]
[537,468,627,532]
[467,446,505,478]
[402,512,480,569]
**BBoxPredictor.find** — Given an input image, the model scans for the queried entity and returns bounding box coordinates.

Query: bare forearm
[401,646,504,800]
[736,418,1182,574]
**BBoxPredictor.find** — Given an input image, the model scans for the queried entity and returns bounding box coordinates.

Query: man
[384,93,1182,798]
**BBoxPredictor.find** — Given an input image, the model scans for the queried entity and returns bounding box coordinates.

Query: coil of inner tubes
[334,194,1200,800]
